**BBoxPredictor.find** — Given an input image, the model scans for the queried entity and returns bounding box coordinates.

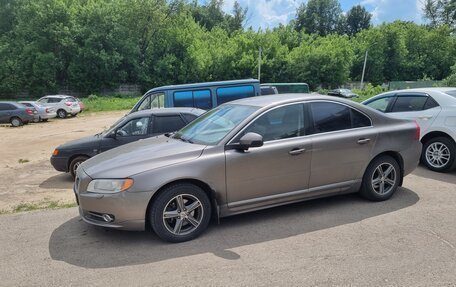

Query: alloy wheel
[371,163,396,195]
[162,194,203,236]
[425,142,450,169]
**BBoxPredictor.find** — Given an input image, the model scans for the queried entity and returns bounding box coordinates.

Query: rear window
[21,103,33,107]
[216,85,255,105]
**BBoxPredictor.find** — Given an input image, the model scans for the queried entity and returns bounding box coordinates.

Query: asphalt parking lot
[0,165,455,286]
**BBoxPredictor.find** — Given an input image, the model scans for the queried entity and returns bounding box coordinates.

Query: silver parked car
[75,94,421,242]
[19,101,56,122]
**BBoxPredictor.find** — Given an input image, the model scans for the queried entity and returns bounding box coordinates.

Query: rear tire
[360,155,400,201]
[149,183,211,243]
[10,117,22,127]
[42,118,48,122]
[57,109,67,119]
[69,156,88,178]
[421,137,456,172]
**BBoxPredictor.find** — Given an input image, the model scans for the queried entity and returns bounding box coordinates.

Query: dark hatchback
[51,107,205,178]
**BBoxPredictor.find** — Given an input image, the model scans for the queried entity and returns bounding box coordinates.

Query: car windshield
[173,104,259,145]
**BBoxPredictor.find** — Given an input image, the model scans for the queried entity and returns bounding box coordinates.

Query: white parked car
[19,101,57,122]
[37,95,81,119]
[363,87,456,172]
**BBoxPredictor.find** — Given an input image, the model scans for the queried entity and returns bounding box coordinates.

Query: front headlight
[86,179,134,194]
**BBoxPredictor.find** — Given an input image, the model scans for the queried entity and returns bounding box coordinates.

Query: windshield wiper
[179,137,194,144]
[164,132,175,138]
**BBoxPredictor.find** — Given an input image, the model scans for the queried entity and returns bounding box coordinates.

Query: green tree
[295,0,342,36]
[344,5,371,36]
[423,0,456,29]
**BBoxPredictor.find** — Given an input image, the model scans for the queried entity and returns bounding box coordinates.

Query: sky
[205,0,427,30]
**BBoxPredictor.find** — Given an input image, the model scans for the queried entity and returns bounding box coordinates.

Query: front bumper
[50,156,69,172]
[74,170,151,231]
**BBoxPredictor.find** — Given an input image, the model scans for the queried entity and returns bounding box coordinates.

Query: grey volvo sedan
[75,94,421,242]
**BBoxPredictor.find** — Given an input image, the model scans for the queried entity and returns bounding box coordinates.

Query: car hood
[59,135,101,150]
[80,135,206,179]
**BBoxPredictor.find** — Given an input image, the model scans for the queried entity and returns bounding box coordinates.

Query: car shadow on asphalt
[48,187,419,269]
[412,165,456,185]
[39,173,74,189]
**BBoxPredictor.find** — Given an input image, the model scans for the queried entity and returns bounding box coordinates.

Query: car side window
[0,103,7,110]
[37,98,48,104]
[391,95,428,112]
[365,95,395,112]
[235,104,305,142]
[216,85,255,105]
[311,102,352,133]
[182,113,198,123]
[351,109,372,128]
[116,117,150,137]
[151,93,165,108]
[137,95,151,111]
[152,115,187,134]
[423,97,439,110]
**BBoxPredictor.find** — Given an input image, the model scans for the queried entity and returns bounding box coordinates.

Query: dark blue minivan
[130,79,260,113]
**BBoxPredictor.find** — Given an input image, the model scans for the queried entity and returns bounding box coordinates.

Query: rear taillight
[414,121,420,140]
[25,108,33,115]
[65,101,72,106]
[45,108,49,113]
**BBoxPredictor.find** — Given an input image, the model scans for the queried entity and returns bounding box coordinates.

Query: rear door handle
[418,115,433,120]
[357,138,371,144]
[289,148,306,155]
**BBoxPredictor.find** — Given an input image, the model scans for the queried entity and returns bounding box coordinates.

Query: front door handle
[357,138,371,144]
[418,115,433,120]
[289,148,306,155]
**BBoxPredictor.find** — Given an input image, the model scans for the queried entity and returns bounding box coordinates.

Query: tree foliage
[423,0,456,29]
[0,0,455,98]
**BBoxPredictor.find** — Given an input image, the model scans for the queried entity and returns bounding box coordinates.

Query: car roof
[388,87,456,93]
[42,95,72,98]
[126,107,206,119]
[145,79,259,94]
[0,101,24,106]
[227,93,356,108]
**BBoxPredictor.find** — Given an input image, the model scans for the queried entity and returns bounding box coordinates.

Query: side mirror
[239,132,263,150]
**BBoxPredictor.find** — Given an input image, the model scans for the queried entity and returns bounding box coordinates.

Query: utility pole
[360,50,368,89]
[258,46,262,82]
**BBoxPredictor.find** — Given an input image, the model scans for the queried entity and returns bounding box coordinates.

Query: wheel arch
[145,178,220,230]
[421,131,455,145]
[67,154,90,171]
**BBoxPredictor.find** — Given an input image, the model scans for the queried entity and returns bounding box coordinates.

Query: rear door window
[310,102,371,134]
[216,85,255,105]
[182,113,198,123]
[152,115,187,134]
[391,95,428,112]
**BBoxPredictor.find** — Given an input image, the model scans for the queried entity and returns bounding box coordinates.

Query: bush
[352,83,386,102]
[84,95,141,112]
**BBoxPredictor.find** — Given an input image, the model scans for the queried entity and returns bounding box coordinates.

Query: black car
[328,89,358,98]
[51,107,205,178]
[0,101,37,127]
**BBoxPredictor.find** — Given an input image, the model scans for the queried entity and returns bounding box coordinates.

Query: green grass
[0,200,77,214]
[83,96,141,112]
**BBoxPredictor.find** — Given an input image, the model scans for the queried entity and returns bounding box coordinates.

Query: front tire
[149,183,211,243]
[69,156,88,178]
[421,137,456,172]
[10,117,22,127]
[360,155,400,201]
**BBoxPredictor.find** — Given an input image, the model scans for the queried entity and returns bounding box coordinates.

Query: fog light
[102,214,114,223]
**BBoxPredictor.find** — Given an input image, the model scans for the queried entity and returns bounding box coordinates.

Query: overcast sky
[204,0,426,30]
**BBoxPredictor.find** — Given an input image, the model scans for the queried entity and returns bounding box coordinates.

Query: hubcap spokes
[163,194,203,236]
[426,142,450,168]
[371,163,396,195]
